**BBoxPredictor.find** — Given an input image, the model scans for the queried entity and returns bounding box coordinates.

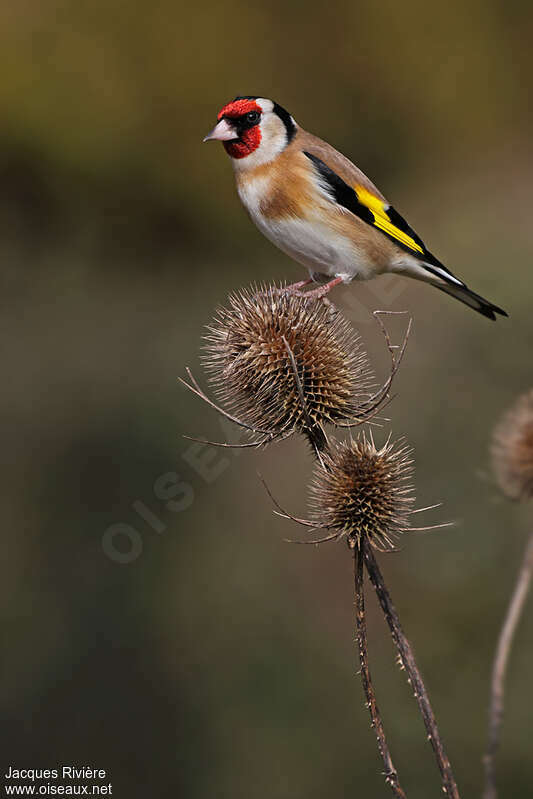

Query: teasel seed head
[308,433,415,551]
[203,285,374,443]
[492,388,533,501]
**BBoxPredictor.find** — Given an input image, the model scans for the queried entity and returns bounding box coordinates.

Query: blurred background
[1,1,532,796]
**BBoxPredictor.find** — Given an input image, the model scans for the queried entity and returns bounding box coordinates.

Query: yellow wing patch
[355,185,424,255]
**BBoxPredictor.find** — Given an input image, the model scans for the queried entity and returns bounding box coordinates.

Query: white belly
[237,177,374,282]
[257,215,367,281]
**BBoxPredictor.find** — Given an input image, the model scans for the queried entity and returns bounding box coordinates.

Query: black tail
[435,283,508,321]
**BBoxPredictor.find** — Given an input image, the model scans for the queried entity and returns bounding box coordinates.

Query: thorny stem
[353,546,407,799]
[362,539,461,799]
[483,530,533,799]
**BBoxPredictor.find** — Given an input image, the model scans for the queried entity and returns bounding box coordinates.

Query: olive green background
[1,1,532,796]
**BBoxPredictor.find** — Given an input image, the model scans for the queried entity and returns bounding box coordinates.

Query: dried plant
[263,432,458,798]
[484,388,533,799]
[270,432,447,549]
[181,285,461,799]
[362,538,460,799]
[308,434,415,551]
[203,284,374,433]
[491,388,533,501]
[353,548,407,799]
[180,284,411,456]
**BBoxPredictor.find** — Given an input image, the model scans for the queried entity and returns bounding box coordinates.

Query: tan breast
[235,143,319,221]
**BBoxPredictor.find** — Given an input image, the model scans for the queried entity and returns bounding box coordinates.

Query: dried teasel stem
[483,530,533,799]
[353,545,407,799]
[362,538,461,799]
[183,285,457,796]
[484,388,533,798]
[264,435,458,796]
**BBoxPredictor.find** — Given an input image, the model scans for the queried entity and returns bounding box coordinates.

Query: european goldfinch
[204,96,507,320]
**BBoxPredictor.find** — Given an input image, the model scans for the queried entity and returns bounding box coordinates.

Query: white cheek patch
[232,110,289,170]
[255,98,274,113]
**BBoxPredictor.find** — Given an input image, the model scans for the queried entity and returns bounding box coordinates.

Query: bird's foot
[283,278,313,293]
[286,276,344,299]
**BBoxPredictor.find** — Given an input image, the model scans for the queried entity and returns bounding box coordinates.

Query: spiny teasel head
[203,284,374,444]
[492,388,533,501]
[308,434,415,551]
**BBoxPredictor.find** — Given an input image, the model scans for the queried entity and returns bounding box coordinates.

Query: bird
[203,96,507,320]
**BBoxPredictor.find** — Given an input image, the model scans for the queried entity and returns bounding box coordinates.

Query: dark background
[1,1,532,796]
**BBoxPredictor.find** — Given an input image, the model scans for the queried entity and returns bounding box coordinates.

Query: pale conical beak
[203,118,238,142]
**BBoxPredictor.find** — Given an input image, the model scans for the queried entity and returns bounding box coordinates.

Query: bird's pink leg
[289,276,344,299]
[284,278,313,291]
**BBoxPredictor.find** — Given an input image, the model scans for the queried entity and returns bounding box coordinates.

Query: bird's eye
[246,111,260,123]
